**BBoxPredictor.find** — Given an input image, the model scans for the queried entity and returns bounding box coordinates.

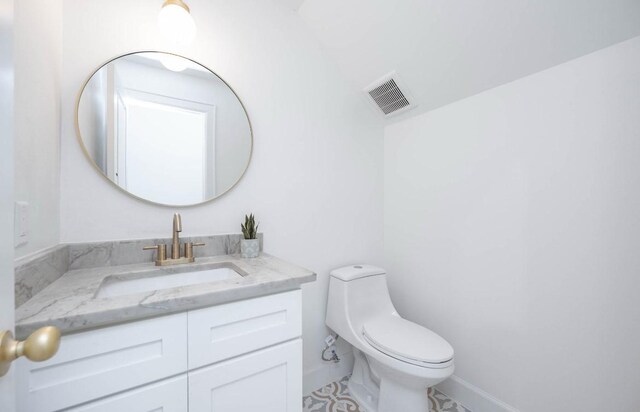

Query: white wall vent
[364,72,416,117]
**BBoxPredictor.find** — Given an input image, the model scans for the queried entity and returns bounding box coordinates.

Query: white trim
[436,375,520,412]
[105,64,116,180]
[303,350,354,396]
[304,357,520,412]
[114,92,126,186]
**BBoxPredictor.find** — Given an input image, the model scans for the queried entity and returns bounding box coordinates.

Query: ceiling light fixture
[158,0,196,49]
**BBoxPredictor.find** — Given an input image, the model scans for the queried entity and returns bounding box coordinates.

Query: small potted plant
[241,214,260,258]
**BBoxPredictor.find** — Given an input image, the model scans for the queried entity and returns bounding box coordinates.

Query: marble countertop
[15,253,316,339]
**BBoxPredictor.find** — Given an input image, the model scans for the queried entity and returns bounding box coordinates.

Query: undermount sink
[96,267,243,299]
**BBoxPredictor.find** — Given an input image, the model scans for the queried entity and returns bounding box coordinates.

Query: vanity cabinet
[17,312,188,412]
[187,290,301,369]
[189,340,302,412]
[17,290,302,412]
[68,376,188,412]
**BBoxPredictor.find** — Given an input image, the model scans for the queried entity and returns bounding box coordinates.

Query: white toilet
[326,265,454,412]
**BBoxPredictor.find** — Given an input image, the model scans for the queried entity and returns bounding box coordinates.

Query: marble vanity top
[15,253,316,339]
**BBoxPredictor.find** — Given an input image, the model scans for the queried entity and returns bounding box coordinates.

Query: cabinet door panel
[189,339,302,412]
[17,312,188,412]
[67,375,187,412]
[188,290,301,369]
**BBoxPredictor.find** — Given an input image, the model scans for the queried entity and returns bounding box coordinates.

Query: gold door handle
[0,326,61,377]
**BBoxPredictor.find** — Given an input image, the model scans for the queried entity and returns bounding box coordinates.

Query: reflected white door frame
[115,89,216,200]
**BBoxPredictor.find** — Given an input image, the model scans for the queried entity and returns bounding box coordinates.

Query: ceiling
[296,0,640,121]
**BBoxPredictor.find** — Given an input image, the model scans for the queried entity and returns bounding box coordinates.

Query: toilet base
[348,381,378,412]
[348,348,379,411]
[377,377,430,412]
[348,347,447,412]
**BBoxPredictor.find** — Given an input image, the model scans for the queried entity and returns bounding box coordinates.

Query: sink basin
[96,267,243,299]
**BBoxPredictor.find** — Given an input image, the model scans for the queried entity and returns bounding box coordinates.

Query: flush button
[353,265,363,269]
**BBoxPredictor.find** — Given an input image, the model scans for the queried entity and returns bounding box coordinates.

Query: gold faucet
[144,213,205,266]
[171,213,182,260]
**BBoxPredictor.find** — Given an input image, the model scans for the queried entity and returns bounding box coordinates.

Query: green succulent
[241,214,259,240]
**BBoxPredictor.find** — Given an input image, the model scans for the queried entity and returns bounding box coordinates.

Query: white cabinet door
[188,290,301,369]
[68,375,187,412]
[17,312,188,412]
[189,339,302,412]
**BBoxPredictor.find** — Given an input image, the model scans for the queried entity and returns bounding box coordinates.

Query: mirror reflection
[77,52,252,206]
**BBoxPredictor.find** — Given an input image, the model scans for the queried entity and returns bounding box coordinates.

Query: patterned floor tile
[303,376,471,412]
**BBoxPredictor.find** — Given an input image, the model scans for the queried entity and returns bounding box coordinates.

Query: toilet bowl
[326,265,454,412]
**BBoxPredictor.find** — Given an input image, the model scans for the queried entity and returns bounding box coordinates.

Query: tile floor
[303,376,471,412]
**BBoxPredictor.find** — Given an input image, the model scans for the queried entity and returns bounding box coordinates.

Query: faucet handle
[184,242,205,259]
[143,244,167,263]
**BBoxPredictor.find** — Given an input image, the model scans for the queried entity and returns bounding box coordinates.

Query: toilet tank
[326,265,397,342]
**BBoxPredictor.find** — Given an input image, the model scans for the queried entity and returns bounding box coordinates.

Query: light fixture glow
[159,54,189,72]
[158,0,196,48]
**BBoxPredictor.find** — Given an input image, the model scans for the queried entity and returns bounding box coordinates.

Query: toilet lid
[362,316,454,366]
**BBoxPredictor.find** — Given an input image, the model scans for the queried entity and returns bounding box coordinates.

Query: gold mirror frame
[74,51,253,207]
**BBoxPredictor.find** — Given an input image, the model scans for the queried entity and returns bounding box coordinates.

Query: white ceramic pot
[241,239,260,258]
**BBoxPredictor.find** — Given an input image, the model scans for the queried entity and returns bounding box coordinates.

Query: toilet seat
[362,315,454,367]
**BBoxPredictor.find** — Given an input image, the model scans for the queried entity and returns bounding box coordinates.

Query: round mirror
[76,52,252,206]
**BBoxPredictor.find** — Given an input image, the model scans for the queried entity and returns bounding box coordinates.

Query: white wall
[78,67,107,171]
[59,0,384,388]
[384,36,640,412]
[13,0,62,258]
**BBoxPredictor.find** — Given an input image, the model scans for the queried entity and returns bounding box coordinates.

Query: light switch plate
[14,201,29,247]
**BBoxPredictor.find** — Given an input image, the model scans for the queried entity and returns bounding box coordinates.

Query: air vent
[364,72,416,117]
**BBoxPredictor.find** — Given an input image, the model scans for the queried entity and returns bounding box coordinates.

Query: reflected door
[116,94,214,205]
[76,52,252,206]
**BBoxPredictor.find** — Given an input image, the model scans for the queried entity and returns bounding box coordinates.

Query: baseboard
[304,356,520,412]
[436,375,519,412]
[303,350,355,395]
